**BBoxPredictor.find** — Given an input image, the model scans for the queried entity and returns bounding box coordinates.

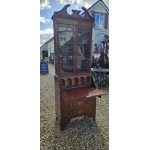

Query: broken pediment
[51,4,94,22]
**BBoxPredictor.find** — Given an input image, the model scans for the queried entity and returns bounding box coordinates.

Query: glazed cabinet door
[77,28,91,73]
[58,25,75,75]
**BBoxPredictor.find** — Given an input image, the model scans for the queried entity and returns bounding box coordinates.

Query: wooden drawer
[62,100,85,109]
[61,103,95,118]
[61,107,86,118]
[61,97,95,109]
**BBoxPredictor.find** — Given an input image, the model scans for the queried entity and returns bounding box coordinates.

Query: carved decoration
[52,4,94,22]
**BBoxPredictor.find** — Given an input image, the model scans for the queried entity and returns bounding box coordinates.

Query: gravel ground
[40,64,109,150]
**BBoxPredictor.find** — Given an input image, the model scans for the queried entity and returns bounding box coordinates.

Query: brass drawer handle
[77,101,83,106]
[64,103,73,107]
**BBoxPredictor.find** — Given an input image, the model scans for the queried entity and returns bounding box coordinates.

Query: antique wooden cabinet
[52,4,105,130]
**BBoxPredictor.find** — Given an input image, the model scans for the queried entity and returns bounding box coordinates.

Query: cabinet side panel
[54,78,61,122]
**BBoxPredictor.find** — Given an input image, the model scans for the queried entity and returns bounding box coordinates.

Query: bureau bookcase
[52,4,105,130]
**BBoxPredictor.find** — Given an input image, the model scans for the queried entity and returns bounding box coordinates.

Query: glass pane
[95,13,105,29]
[95,13,99,27]
[58,27,74,73]
[78,28,90,71]
[99,13,105,29]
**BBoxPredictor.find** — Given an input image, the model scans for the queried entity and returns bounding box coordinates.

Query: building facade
[88,0,109,52]
[88,0,109,68]
[47,37,54,63]
[40,37,54,62]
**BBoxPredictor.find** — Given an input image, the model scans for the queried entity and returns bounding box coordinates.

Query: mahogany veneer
[62,87,105,101]
[52,5,105,130]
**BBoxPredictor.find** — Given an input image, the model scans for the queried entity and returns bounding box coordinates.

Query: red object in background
[104,42,109,64]
[94,44,98,54]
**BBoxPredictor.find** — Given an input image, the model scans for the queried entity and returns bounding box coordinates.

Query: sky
[40,0,109,46]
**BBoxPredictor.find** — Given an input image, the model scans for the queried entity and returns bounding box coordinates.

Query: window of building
[95,13,105,29]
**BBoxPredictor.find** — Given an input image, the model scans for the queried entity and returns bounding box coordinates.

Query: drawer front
[61,106,95,119]
[61,97,96,109]
[62,100,85,109]
[61,107,86,118]
[61,102,96,119]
